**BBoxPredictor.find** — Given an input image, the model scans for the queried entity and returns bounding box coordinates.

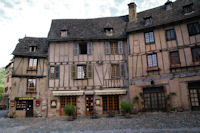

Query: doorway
[189,82,200,110]
[143,87,166,111]
[26,100,33,117]
[85,95,94,115]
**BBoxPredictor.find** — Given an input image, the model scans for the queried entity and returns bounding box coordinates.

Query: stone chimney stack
[128,2,137,22]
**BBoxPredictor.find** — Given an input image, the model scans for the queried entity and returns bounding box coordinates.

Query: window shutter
[118,41,123,54]
[87,64,93,78]
[73,43,79,56]
[71,65,77,79]
[120,63,125,77]
[55,66,60,78]
[105,42,110,55]
[87,42,92,55]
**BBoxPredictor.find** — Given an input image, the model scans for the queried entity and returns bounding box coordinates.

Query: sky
[0,0,174,68]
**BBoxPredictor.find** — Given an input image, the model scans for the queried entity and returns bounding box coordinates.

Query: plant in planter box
[120,101,133,118]
[64,104,76,121]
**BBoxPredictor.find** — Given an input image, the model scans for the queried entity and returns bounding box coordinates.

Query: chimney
[128,2,137,22]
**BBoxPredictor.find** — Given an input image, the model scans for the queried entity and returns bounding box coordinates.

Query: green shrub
[120,101,133,114]
[64,104,75,116]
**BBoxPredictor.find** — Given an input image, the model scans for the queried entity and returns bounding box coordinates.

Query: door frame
[85,95,94,115]
[26,100,33,117]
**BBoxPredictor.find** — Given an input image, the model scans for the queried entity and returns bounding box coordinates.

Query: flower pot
[67,116,73,121]
[125,113,131,118]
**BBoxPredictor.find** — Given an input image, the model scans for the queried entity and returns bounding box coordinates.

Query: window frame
[144,31,155,44]
[28,58,38,71]
[191,47,200,63]
[50,66,60,79]
[29,46,37,52]
[144,17,152,25]
[169,51,181,66]
[166,29,176,41]
[111,64,120,79]
[27,78,36,93]
[183,4,193,14]
[187,22,200,36]
[60,30,68,38]
[147,54,158,68]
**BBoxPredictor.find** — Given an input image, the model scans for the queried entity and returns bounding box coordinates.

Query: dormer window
[144,17,152,25]
[165,0,173,10]
[29,46,37,52]
[104,28,113,36]
[60,30,68,37]
[183,3,193,14]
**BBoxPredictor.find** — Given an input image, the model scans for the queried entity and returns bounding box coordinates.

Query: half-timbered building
[127,0,200,111]
[47,17,129,116]
[10,37,48,117]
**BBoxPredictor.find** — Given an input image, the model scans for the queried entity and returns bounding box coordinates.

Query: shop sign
[51,100,57,108]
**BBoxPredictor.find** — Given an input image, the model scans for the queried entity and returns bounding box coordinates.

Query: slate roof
[48,16,128,41]
[127,0,200,33]
[12,37,48,58]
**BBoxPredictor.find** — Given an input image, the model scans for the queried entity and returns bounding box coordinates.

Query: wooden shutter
[105,42,110,55]
[71,64,77,79]
[87,42,92,55]
[118,41,123,54]
[73,43,79,56]
[55,66,60,78]
[120,63,125,77]
[87,64,93,78]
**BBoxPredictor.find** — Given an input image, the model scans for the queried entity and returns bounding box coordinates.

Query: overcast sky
[0,0,174,68]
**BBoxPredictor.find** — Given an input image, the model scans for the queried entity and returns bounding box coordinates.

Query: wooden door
[26,100,33,117]
[85,95,94,115]
[189,82,200,110]
[102,95,119,114]
[143,87,166,111]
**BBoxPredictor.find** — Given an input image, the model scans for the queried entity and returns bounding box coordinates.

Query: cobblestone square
[0,111,200,133]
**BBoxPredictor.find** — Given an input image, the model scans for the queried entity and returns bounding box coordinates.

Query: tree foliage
[0,68,5,99]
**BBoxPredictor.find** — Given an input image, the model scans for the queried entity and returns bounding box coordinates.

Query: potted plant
[120,101,133,118]
[64,104,76,121]
[165,92,176,112]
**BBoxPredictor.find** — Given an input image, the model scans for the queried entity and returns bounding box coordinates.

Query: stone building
[127,0,200,111]
[9,37,48,117]
[9,0,200,117]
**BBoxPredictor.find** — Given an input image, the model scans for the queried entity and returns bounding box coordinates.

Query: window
[145,32,155,44]
[27,79,36,92]
[105,41,123,55]
[73,42,92,55]
[28,58,37,70]
[147,54,157,67]
[187,22,200,36]
[111,64,119,78]
[61,30,68,37]
[183,4,193,14]
[166,4,172,10]
[191,47,200,62]
[50,66,60,79]
[166,29,176,41]
[170,51,180,66]
[111,64,125,78]
[71,64,93,79]
[29,46,37,52]
[144,17,152,25]
[105,28,113,36]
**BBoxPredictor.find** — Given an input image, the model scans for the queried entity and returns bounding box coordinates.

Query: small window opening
[29,46,37,52]
[79,42,87,54]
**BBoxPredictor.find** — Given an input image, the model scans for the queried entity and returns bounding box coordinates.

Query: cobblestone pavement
[0,111,200,133]
[0,110,8,118]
